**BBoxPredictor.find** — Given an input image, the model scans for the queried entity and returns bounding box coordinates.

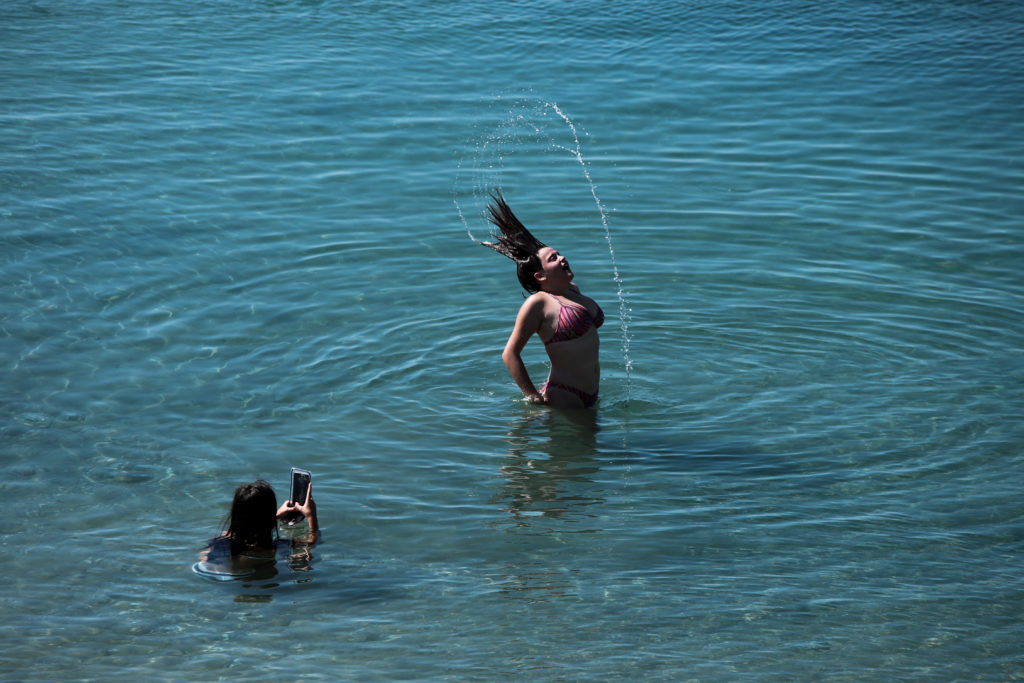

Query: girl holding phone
[195,478,318,578]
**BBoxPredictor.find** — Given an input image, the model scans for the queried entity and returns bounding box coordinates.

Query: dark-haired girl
[195,479,318,578]
[482,191,603,409]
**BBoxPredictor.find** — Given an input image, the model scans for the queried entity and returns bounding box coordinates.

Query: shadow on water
[495,560,581,603]
[597,398,793,478]
[192,523,436,607]
[485,403,789,602]
[489,408,604,533]
[488,401,789,535]
[608,436,789,477]
[193,547,414,606]
[192,529,319,603]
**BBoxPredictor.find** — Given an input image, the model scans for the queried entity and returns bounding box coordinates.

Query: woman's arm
[502,295,547,403]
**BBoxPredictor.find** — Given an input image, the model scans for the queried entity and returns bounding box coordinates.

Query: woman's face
[535,246,573,288]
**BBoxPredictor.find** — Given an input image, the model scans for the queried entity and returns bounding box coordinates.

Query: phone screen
[291,468,311,505]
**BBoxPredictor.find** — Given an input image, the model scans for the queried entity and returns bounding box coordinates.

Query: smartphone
[285,467,311,525]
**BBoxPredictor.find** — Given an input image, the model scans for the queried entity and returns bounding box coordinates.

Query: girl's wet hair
[226,479,278,553]
[480,190,547,293]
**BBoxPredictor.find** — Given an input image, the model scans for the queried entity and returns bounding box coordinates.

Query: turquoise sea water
[3,0,1023,679]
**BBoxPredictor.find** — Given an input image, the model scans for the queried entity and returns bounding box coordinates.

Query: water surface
[2,0,1023,679]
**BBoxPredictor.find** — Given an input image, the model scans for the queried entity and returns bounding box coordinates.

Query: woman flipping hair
[482,190,604,409]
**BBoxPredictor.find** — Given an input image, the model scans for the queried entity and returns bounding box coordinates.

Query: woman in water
[195,479,318,577]
[482,191,604,409]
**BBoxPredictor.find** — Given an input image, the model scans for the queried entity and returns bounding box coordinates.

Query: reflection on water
[279,524,317,575]
[491,409,604,533]
[285,545,315,574]
[489,409,604,602]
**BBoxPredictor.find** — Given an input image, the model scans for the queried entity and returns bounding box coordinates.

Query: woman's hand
[526,392,548,405]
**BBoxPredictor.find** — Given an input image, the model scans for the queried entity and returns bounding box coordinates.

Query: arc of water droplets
[547,103,633,397]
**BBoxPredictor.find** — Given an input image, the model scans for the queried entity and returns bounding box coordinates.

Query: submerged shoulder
[200,533,232,562]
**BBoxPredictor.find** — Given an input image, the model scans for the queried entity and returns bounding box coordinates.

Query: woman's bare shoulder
[513,292,556,327]
[519,291,551,310]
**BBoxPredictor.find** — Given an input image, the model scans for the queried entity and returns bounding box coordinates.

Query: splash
[454,98,632,397]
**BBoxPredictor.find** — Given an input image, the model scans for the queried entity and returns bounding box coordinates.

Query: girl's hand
[276,483,316,520]
[295,482,316,521]
[276,483,318,537]
[276,499,299,519]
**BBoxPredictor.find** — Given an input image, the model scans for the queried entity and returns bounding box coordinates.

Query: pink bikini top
[544,296,604,345]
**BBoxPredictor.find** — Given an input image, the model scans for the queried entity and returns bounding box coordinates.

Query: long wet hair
[480,190,547,293]
[225,479,278,553]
